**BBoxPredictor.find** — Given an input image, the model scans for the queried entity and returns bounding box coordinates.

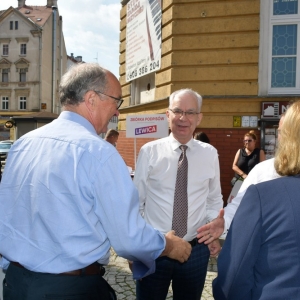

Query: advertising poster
[126,0,162,82]
[126,114,168,138]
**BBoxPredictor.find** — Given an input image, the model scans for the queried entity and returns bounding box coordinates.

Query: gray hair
[169,89,202,111]
[59,63,108,106]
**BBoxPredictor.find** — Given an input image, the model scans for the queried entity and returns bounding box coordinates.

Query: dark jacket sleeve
[213,184,262,300]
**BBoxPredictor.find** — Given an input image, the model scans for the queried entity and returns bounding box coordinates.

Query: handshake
[128,230,222,272]
[161,230,221,262]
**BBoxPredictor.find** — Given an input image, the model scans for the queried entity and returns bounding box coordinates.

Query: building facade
[118,0,300,201]
[0,0,67,140]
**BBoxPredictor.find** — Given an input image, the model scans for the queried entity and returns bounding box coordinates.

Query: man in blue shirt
[0,63,191,300]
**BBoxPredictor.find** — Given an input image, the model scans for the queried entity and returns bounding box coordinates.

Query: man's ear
[166,109,170,119]
[197,113,203,126]
[84,91,96,111]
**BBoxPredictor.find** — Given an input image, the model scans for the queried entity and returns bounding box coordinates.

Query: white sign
[126,114,168,138]
[242,116,250,127]
[126,0,162,82]
[249,116,258,127]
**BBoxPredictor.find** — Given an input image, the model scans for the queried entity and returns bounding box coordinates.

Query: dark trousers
[3,263,115,300]
[136,242,210,300]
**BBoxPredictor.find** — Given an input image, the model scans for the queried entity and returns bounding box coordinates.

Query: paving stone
[104,248,217,299]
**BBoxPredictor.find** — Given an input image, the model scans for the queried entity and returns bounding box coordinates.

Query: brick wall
[117,128,261,206]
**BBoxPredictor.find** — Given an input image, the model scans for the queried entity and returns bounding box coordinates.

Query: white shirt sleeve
[222,158,278,237]
[206,151,224,222]
[133,146,149,216]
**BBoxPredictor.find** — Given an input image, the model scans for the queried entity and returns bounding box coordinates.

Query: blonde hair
[244,130,257,141]
[275,101,300,176]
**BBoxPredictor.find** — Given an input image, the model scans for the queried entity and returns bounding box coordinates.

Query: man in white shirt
[133,89,223,300]
[197,114,284,242]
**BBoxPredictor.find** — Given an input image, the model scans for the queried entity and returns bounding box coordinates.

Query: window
[2,69,9,83]
[20,44,26,56]
[2,44,9,56]
[259,0,300,95]
[1,97,9,110]
[9,21,18,30]
[271,0,298,90]
[19,68,26,82]
[19,96,26,110]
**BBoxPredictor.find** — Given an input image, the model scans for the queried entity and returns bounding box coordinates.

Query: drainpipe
[38,32,42,111]
[51,6,57,113]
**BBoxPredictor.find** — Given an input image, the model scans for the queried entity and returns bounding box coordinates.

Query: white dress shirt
[134,133,223,242]
[223,158,280,236]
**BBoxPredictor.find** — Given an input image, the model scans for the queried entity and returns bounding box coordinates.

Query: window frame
[259,0,300,95]
[19,68,26,82]
[1,96,9,110]
[2,69,9,83]
[19,96,27,110]
[20,44,27,56]
[2,44,9,56]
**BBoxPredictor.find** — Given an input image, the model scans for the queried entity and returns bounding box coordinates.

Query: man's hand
[160,230,191,263]
[196,208,225,244]
[208,239,221,257]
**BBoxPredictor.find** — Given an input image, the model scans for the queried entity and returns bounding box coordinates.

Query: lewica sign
[135,125,157,135]
[126,114,168,138]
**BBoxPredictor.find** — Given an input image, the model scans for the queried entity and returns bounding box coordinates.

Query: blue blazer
[213,176,300,300]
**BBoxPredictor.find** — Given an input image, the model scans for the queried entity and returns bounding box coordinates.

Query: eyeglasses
[244,139,253,143]
[94,90,124,109]
[169,108,200,118]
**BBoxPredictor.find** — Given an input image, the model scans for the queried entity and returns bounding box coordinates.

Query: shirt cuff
[0,256,10,270]
[132,260,156,280]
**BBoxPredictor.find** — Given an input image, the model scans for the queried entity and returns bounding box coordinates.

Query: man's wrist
[160,234,172,257]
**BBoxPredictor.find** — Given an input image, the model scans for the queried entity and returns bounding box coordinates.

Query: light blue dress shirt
[0,111,165,279]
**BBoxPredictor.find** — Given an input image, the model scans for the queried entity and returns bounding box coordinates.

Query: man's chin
[98,125,108,135]
[175,127,189,135]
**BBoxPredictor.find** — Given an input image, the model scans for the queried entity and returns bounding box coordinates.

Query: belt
[11,261,105,276]
[188,238,199,247]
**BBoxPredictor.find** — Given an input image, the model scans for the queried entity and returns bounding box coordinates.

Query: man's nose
[179,112,187,120]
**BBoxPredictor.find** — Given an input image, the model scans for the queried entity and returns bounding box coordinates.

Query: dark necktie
[172,145,188,238]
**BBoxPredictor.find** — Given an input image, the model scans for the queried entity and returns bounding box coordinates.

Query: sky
[0,0,121,77]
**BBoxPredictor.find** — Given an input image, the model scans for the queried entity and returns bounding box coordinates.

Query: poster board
[126,0,162,82]
[126,114,168,138]
[126,114,168,169]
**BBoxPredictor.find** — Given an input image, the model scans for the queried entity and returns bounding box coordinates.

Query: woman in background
[213,100,300,300]
[194,132,210,144]
[232,130,265,181]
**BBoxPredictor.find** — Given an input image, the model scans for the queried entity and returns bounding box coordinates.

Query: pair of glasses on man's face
[244,139,253,143]
[169,108,200,118]
[94,90,124,109]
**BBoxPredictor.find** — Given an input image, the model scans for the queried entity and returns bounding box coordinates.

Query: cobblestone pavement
[104,249,218,300]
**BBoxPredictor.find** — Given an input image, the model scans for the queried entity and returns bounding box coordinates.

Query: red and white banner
[126,114,168,138]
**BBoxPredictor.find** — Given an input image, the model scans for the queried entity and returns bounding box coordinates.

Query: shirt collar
[169,133,194,151]
[59,111,97,135]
